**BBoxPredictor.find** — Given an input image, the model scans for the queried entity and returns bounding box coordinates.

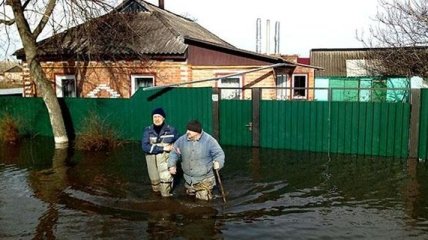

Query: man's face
[186,130,200,141]
[152,114,165,126]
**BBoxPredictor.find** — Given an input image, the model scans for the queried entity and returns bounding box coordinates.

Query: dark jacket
[142,124,178,155]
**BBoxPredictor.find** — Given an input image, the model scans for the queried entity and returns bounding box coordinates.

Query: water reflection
[1,137,428,239]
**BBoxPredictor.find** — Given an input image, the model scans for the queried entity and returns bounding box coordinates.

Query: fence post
[252,88,261,147]
[212,87,220,141]
[409,89,420,159]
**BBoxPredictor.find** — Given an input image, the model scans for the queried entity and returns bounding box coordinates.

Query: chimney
[266,19,270,54]
[274,21,280,54]
[159,0,164,9]
[256,18,261,53]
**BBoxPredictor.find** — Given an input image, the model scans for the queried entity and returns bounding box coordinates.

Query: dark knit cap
[186,120,202,133]
[152,107,166,118]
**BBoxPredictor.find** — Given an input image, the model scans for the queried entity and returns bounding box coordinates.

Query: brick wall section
[22,62,34,97]
[23,60,307,99]
[191,66,277,99]
[26,60,187,98]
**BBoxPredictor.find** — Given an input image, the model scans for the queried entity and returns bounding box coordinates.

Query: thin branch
[0,19,15,25]
[32,0,56,38]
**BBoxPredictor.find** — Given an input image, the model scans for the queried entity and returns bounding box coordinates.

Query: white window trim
[131,75,154,95]
[276,74,288,100]
[219,75,243,99]
[55,75,76,97]
[292,74,307,99]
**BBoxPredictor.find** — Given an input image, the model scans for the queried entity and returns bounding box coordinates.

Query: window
[219,76,242,99]
[292,74,307,99]
[131,75,154,95]
[55,75,76,97]
[276,74,288,100]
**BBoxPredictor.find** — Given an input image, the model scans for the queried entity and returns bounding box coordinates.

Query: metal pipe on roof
[274,21,280,54]
[266,19,270,54]
[256,18,261,53]
[159,0,164,9]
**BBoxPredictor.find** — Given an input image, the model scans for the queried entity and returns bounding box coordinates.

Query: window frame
[55,74,76,97]
[131,75,154,95]
[292,74,308,99]
[276,74,288,100]
[218,76,243,99]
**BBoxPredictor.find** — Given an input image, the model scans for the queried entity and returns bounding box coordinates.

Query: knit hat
[152,107,166,118]
[186,120,202,133]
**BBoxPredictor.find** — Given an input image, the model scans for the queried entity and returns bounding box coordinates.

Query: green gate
[219,100,252,146]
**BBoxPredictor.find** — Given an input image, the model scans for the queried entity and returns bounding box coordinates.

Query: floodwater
[1,137,428,239]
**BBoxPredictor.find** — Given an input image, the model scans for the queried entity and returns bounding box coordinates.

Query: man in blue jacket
[168,120,225,200]
[142,107,178,197]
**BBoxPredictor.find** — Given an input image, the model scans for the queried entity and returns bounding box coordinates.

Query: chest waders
[186,176,215,201]
[145,142,173,197]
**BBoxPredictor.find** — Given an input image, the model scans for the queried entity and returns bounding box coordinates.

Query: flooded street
[1,137,428,239]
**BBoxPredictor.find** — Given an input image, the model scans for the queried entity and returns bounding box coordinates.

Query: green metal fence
[0,87,213,141]
[0,87,424,159]
[418,89,428,160]
[260,101,410,157]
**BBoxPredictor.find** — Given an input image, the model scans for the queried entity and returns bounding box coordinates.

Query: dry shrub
[0,114,19,144]
[75,113,121,151]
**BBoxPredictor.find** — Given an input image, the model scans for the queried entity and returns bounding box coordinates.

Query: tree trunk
[8,0,69,148]
[29,58,69,148]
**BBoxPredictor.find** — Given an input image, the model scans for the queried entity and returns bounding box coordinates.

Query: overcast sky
[145,0,381,56]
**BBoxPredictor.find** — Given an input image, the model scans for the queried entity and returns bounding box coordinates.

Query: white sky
[145,0,381,57]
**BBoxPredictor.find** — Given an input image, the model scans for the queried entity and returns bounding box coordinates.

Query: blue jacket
[168,131,225,184]
[142,124,178,155]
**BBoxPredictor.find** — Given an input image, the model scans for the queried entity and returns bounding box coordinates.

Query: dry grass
[74,113,121,151]
[0,114,19,144]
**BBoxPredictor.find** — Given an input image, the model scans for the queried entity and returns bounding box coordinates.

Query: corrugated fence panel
[130,87,213,139]
[418,89,428,160]
[219,100,252,146]
[0,88,213,141]
[260,101,330,152]
[0,96,52,136]
[259,100,409,157]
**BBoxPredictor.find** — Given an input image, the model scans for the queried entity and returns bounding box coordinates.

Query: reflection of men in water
[142,107,178,197]
[168,120,225,200]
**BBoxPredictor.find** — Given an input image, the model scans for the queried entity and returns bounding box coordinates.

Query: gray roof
[310,48,369,77]
[15,0,235,59]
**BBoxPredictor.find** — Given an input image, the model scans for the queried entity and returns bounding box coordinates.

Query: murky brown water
[1,137,428,239]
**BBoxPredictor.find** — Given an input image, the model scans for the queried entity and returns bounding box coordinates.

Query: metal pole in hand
[215,169,227,203]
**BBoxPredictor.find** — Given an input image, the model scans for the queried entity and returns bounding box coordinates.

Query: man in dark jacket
[142,107,178,197]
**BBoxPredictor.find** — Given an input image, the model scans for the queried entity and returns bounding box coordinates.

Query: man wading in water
[142,107,178,197]
[168,120,225,200]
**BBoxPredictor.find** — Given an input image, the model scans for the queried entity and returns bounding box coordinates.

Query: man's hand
[163,144,173,152]
[169,166,177,175]
[213,161,220,170]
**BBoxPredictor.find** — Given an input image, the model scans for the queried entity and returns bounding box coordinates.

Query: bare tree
[359,0,428,79]
[0,0,117,148]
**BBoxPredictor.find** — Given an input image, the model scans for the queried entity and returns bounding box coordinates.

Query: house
[0,61,23,85]
[310,48,411,102]
[278,55,317,100]
[14,0,318,100]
